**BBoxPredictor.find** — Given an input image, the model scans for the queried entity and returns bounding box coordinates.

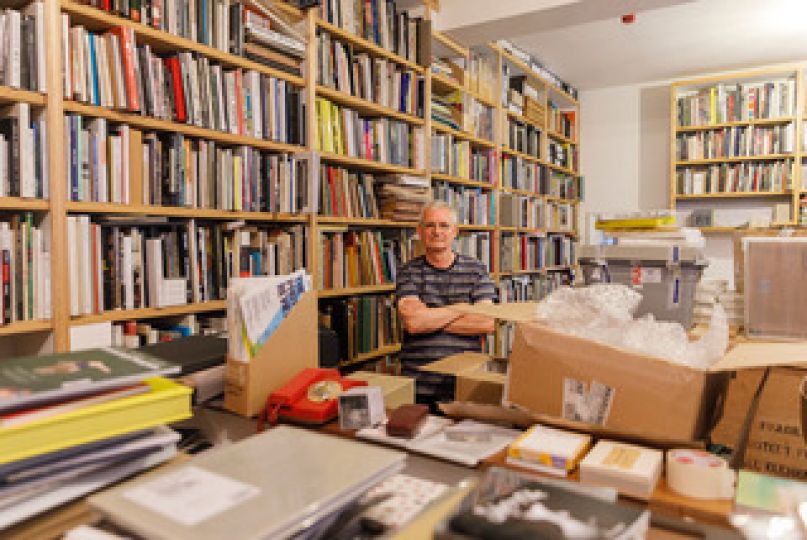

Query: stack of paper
[226,270,312,363]
[506,424,592,477]
[0,347,191,528]
[579,440,663,499]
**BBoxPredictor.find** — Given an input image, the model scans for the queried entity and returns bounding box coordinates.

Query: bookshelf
[0,0,582,367]
[670,67,803,230]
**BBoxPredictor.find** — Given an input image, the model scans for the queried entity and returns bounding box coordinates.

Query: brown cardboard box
[224,291,318,417]
[453,302,807,444]
[712,368,807,480]
[420,352,507,405]
[346,372,415,409]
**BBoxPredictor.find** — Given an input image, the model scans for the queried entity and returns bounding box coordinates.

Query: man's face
[418,207,458,253]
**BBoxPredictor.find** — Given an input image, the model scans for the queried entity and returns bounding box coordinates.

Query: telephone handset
[259,368,367,429]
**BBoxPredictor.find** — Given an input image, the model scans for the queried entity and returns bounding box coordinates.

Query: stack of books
[506,424,592,477]
[431,90,462,131]
[0,347,192,529]
[375,175,430,222]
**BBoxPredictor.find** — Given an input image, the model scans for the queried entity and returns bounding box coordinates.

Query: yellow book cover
[332,103,344,156]
[507,424,592,472]
[233,154,242,211]
[0,377,192,465]
[710,87,716,124]
[314,97,325,151]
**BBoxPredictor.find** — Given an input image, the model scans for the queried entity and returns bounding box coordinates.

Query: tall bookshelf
[670,67,803,233]
[0,0,581,365]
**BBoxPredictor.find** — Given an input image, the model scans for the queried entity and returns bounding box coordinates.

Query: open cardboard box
[419,352,507,405]
[452,302,807,444]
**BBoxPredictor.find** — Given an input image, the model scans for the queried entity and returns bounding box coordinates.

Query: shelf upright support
[46,0,70,352]
[305,7,320,290]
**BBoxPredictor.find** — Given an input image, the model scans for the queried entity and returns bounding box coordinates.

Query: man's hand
[398,296,462,334]
[443,300,495,335]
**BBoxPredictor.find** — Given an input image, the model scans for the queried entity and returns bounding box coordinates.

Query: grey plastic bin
[578,244,707,328]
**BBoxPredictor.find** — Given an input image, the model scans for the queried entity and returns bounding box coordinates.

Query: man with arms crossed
[396,201,496,411]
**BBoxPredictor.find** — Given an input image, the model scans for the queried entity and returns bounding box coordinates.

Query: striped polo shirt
[396,253,496,367]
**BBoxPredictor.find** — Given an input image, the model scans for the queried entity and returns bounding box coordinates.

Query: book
[0,377,191,465]
[507,424,592,475]
[89,426,405,540]
[0,347,180,413]
[578,440,663,500]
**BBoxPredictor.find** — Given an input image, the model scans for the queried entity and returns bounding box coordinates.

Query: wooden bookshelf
[61,1,306,86]
[65,202,309,222]
[342,343,402,367]
[69,301,227,325]
[432,122,497,148]
[547,130,577,146]
[431,72,464,94]
[501,147,543,165]
[0,86,47,107]
[0,320,53,336]
[430,173,494,189]
[315,85,425,125]
[676,117,795,132]
[675,191,792,199]
[491,43,579,106]
[676,154,794,166]
[506,110,543,130]
[457,224,495,231]
[0,198,50,211]
[546,162,580,176]
[316,18,424,73]
[318,152,425,175]
[317,284,396,298]
[317,216,418,228]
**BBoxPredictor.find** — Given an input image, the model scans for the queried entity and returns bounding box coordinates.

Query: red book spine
[235,70,244,136]
[111,27,140,112]
[164,57,187,123]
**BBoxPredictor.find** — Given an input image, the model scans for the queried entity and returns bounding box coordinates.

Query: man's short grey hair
[419,200,458,226]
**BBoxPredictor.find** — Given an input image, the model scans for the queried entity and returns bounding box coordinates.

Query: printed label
[603,447,641,470]
[562,378,615,426]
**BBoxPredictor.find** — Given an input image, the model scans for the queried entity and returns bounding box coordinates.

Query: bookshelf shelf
[548,229,577,236]
[431,122,497,148]
[500,187,543,198]
[506,110,543,131]
[431,72,463,95]
[546,162,579,176]
[675,154,794,166]
[65,202,309,222]
[0,198,50,211]
[0,320,52,336]
[547,130,577,145]
[501,147,543,165]
[342,343,402,367]
[430,173,494,189]
[676,117,795,132]
[433,30,466,58]
[318,152,425,175]
[315,85,425,125]
[516,227,546,235]
[317,216,417,228]
[0,86,47,107]
[457,224,495,231]
[60,1,306,86]
[316,18,425,74]
[499,226,518,232]
[63,101,307,154]
[317,284,396,298]
[69,301,227,325]
[675,191,792,200]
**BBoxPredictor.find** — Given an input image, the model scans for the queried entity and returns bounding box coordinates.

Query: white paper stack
[506,424,592,477]
[579,440,663,499]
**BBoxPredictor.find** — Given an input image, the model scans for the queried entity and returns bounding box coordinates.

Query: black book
[140,335,227,376]
[0,117,19,197]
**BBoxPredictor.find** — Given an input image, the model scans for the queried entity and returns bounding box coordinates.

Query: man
[396,201,496,410]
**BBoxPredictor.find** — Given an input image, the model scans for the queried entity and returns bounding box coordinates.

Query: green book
[0,347,179,414]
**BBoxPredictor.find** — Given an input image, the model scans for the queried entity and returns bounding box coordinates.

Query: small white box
[338,387,385,430]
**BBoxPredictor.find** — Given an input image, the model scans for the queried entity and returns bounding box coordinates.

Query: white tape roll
[666,449,736,500]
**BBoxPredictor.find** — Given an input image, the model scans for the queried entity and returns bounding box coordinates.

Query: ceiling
[435,0,807,90]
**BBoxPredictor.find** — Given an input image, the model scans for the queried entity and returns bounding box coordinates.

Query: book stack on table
[0,347,193,529]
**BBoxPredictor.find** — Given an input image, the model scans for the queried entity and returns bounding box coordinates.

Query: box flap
[419,352,504,384]
[450,302,539,322]
[709,341,807,372]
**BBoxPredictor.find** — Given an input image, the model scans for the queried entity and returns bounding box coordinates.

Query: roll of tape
[666,449,735,500]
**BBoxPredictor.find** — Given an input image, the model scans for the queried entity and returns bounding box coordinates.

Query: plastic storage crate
[578,244,707,328]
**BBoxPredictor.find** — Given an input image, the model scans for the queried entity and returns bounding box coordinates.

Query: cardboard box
[420,352,507,405]
[453,302,807,443]
[346,372,415,409]
[224,291,318,417]
[712,367,807,480]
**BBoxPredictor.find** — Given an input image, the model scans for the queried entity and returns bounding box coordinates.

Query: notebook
[89,426,406,540]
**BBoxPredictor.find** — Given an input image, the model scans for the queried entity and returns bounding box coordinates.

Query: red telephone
[259,368,367,429]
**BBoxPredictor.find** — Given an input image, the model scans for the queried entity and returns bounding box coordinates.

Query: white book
[0,135,7,197]
[4,9,20,89]
[579,440,663,500]
[66,216,78,316]
[94,223,103,312]
[120,125,130,204]
[22,2,46,93]
[122,234,133,310]
[79,215,92,315]
[145,238,163,308]
[61,13,70,97]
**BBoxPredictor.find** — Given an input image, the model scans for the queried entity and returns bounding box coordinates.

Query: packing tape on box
[666,449,736,500]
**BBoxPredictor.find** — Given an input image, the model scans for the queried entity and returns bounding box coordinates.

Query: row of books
[500,233,548,273]
[547,102,576,140]
[74,0,306,61]
[498,271,571,304]
[0,3,46,93]
[318,0,428,66]
[468,97,494,141]
[676,79,796,126]
[505,75,545,126]
[0,103,48,199]
[0,348,191,529]
[315,97,423,168]
[64,24,306,144]
[500,193,545,229]
[675,123,795,161]
[0,213,50,325]
[507,118,542,158]
[548,171,582,200]
[676,160,793,195]
[110,314,225,349]
[67,215,306,315]
[319,293,401,364]
[497,39,579,99]
[317,32,425,117]
[547,202,576,231]
[548,140,578,171]
[432,182,494,226]
[317,228,404,289]
[466,51,497,104]
[318,165,379,219]
[375,174,429,221]
[431,135,495,183]
[455,231,492,272]
[430,91,462,131]
[501,155,543,193]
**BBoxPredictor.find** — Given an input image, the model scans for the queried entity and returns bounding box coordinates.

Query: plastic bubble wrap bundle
[535,284,728,368]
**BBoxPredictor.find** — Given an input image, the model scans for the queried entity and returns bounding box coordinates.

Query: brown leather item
[386,404,429,438]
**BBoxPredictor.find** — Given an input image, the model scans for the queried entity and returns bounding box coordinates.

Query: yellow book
[332,102,343,156]
[233,154,242,211]
[0,377,192,465]
[710,87,717,125]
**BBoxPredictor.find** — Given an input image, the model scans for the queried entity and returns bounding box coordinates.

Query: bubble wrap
[535,284,728,368]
